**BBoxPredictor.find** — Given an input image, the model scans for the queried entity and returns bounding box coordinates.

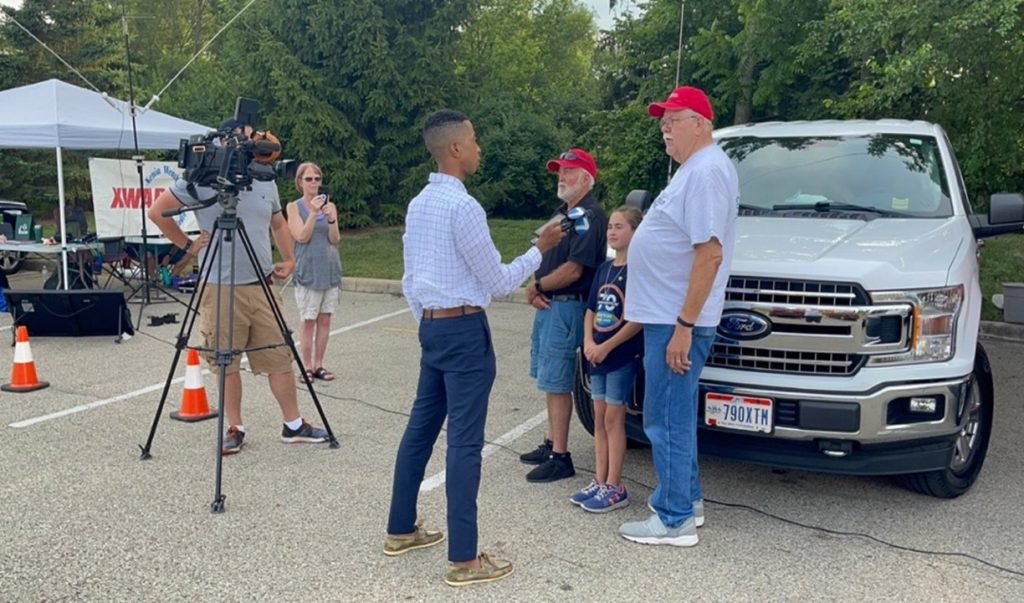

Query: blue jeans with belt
[642,324,717,528]
[387,311,495,562]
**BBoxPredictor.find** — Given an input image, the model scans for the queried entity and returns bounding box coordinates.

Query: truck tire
[573,349,597,437]
[0,250,25,275]
[898,343,994,498]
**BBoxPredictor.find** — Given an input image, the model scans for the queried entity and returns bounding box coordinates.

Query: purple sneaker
[569,479,603,506]
[582,484,630,513]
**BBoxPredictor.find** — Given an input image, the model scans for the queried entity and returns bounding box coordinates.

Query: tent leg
[56,146,69,290]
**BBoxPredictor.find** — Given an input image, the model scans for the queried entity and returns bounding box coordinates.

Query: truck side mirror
[625,189,653,212]
[973,192,1024,239]
[989,192,1024,225]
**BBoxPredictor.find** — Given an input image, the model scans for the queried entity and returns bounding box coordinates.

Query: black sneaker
[222,426,245,455]
[526,452,575,483]
[519,439,553,465]
[281,420,328,443]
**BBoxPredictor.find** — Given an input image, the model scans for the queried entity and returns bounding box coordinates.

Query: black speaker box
[3,289,134,337]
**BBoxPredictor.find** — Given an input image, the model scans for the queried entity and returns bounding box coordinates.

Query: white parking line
[8,308,409,428]
[420,410,547,492]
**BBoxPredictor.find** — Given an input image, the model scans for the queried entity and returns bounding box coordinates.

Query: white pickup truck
[573,120,1024,498]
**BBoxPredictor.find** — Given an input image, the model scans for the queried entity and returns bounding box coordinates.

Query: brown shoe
[383,520,445,556]
[445,553,514,587]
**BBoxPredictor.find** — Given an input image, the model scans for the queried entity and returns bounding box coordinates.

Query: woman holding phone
[287,162,342,381]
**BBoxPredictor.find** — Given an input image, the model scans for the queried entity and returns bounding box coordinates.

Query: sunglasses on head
[559,151,581,161]
[302,175,322,182]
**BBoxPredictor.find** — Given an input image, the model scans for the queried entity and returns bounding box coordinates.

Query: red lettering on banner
[109,187,166,209]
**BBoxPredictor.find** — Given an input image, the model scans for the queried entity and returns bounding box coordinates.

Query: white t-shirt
[625,144,738,326]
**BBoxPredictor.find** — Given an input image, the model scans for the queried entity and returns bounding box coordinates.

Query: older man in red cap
[618,86,738,546]
[520,147,609,483]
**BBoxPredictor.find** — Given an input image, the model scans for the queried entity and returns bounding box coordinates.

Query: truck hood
[731,217,964,288]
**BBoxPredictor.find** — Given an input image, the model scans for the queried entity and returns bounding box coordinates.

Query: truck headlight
[868,285,963,365]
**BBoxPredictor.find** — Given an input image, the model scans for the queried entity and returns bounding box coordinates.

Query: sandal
[311,367,335,382]
[298,369,314,382]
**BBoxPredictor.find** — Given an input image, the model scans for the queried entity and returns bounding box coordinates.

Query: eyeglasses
[302,175,322,182]
[559,151,581,161]
[659,114,702,127]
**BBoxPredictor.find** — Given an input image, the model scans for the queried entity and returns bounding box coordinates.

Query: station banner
[88,158,200,239]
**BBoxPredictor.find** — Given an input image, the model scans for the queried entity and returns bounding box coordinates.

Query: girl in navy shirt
[571,206,643,512]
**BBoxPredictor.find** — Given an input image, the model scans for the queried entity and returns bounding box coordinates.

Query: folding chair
[98,238,141,293]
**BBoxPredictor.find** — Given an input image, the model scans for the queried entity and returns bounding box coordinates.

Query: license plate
[704,392,773,433]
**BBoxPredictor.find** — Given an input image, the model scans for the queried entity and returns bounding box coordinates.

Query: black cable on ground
[310,385,1024,581]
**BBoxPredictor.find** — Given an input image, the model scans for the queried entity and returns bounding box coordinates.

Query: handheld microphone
[562,206,591,235]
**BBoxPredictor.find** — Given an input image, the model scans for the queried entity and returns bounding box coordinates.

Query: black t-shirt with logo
[586,260,643,375]
[535,193,608,297]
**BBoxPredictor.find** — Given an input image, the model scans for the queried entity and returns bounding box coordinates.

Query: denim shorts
[589,360,638,406]
[529,299,585,392]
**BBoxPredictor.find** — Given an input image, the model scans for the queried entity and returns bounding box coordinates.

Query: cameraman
[148,118,329,455]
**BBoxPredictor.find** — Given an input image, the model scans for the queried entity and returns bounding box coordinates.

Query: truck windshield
[720,134,953,218]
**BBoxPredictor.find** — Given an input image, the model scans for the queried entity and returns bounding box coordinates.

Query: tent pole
[56,146,69,290]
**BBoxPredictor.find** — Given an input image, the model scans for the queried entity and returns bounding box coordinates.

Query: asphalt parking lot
[1,282,1023,602]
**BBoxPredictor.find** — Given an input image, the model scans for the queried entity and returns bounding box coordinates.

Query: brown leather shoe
[383,520,445,556]
[445,553,514,587]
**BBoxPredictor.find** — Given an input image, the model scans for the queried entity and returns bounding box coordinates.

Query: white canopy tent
[0,78,209,288]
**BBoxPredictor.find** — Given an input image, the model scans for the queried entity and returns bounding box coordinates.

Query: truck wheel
[898,343,994,498]
[573,349,597,437]
[0,250,25,275]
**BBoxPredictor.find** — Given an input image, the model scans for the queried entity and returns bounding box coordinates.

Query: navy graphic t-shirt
[586,260,643,375]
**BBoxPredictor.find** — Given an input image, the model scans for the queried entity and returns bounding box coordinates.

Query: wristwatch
[535,279,545,295]
[182,239,193,253]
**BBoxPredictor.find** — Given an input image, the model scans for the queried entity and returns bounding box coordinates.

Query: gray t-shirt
[169,179,281,284]
[625,144,739,326]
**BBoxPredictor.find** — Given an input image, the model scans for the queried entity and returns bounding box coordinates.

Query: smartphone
[317,185,330,198]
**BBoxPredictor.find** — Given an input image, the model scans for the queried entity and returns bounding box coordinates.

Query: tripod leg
[208,226,239,513]
[137,290,203,459]
[138,229,219,461]
[236,224,340,449]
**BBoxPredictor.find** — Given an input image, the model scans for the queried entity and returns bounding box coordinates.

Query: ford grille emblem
[717,311,771,341]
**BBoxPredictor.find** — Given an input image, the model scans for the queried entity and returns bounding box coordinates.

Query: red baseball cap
[546,147,598,180]
[647,85,714,121]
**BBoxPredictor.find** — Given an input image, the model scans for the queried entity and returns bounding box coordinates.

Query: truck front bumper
[692,376,972,475]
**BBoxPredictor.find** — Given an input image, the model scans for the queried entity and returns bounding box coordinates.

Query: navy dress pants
[387,311,495,562]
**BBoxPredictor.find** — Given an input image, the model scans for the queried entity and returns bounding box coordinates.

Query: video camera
[177,97,297,192]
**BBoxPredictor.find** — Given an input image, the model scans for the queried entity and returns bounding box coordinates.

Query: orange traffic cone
[2,326,49,393]
[170,348,217,422]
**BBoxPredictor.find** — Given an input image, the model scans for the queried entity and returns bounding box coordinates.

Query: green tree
[211,0,473,227]
[457,0,599,217]
[799,0,1024,201]
[0,0,126,215]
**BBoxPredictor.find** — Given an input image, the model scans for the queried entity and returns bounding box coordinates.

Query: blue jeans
[642,324,717,528]
[387,312,495,562]
[589,360,638,406]
[529,299,585,392]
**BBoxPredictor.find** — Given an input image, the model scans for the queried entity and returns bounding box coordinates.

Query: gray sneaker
[445,553,514,587]
[647,495,705,527]
[384,521,445,556]
[619,514,699,547]
[221,426,245,455]
[281,420,328,443]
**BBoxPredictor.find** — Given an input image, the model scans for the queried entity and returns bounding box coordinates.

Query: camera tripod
[138,188,340,513]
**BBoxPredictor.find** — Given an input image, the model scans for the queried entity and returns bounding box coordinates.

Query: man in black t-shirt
[521,147,608,483]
